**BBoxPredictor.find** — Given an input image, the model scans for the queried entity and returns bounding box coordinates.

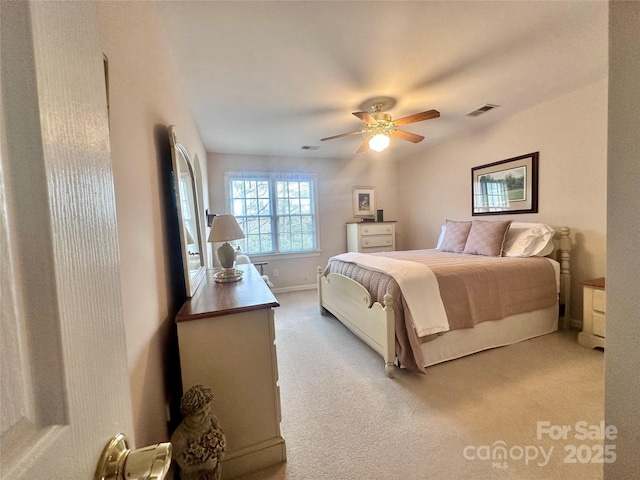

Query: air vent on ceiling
[466,104,499,117]
[300,145,320,150]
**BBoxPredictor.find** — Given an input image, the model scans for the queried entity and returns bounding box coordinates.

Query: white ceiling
[158,1,608,159]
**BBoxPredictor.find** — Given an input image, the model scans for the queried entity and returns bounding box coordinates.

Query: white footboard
[317,267,396,377]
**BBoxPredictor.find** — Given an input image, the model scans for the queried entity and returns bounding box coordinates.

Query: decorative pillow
[463,220,512,256]
[503,222,556,257]
[438,220,472,253]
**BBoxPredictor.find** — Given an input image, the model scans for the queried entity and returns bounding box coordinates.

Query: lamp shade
[185,227,195,245]
[207,214,245,243]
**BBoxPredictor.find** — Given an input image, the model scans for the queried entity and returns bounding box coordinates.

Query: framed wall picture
[352,186,376,218]
[472,152,539,216]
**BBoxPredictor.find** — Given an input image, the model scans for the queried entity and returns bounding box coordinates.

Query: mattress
[325,249,559,371]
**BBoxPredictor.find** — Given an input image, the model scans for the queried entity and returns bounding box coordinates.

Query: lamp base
[213,268,243,283]
[217,242,237,269]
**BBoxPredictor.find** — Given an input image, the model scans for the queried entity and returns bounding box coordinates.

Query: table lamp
[208,214,245,282]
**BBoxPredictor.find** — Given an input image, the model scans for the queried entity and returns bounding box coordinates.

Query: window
[178,174,194,225]
[476,176,509,211]
[226,173,318,255]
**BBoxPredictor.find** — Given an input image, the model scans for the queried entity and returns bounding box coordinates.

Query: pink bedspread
[325,249,558,373]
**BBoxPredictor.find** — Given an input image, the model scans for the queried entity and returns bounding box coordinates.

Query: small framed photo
[352,186,376,218]
[472,152,539,215]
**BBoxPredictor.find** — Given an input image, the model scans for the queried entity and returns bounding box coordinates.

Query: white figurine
[171,385,226,480]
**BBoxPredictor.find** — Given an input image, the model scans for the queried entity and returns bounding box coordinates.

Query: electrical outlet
[273,269,279,277]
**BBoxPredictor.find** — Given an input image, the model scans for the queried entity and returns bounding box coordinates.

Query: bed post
[317,266,326,315]
[559,227,571,329]
[383,293,396,378]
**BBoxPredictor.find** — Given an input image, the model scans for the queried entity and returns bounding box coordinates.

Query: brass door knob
[95,433,171,480]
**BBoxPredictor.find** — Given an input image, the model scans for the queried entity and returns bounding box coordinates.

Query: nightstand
[578,277,605,349]
[346,221,396,253]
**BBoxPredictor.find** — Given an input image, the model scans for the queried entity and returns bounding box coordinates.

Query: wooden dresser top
[582,277,605,289]
[346,220,397,224]
[176,264,279,322]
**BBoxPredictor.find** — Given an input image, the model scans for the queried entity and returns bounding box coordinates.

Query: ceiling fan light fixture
[368,133,390,152]
[322,105,439,153]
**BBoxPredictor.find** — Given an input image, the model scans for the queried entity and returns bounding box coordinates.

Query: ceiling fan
[321,101,440,153]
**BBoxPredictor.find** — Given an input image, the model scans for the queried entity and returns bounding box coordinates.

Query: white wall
[207,152,402,289]
[399,80,608,322]
[96,1,208,446]
[605,2,640,477]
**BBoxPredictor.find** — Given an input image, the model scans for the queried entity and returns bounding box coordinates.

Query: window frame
[224,172,321,258]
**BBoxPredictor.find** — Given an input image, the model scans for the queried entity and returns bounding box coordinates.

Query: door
[1,2,134,478]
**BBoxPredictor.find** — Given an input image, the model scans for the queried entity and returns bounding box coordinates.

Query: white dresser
[578,277,605,349]
[346,221,396,253]
[176,264,285,478]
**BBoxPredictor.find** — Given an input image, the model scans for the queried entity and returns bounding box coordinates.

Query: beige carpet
[236,289,605,480]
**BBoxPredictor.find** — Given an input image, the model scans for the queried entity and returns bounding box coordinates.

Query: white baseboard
[271,284,317,294]
[221,437,286,479]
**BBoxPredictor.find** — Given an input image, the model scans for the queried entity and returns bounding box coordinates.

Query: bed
[317,221,571,377]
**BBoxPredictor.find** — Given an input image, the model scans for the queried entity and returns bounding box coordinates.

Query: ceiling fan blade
[356,137,371,153]
[391,130,425,143]
[320,131,361,142]
[352,111,378,124]
[393,109,440,127]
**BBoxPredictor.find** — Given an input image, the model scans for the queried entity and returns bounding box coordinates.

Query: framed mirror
[169,125,206,297]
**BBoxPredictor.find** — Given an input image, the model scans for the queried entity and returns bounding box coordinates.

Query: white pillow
[436,225,446,249]
[502,222,555,257]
